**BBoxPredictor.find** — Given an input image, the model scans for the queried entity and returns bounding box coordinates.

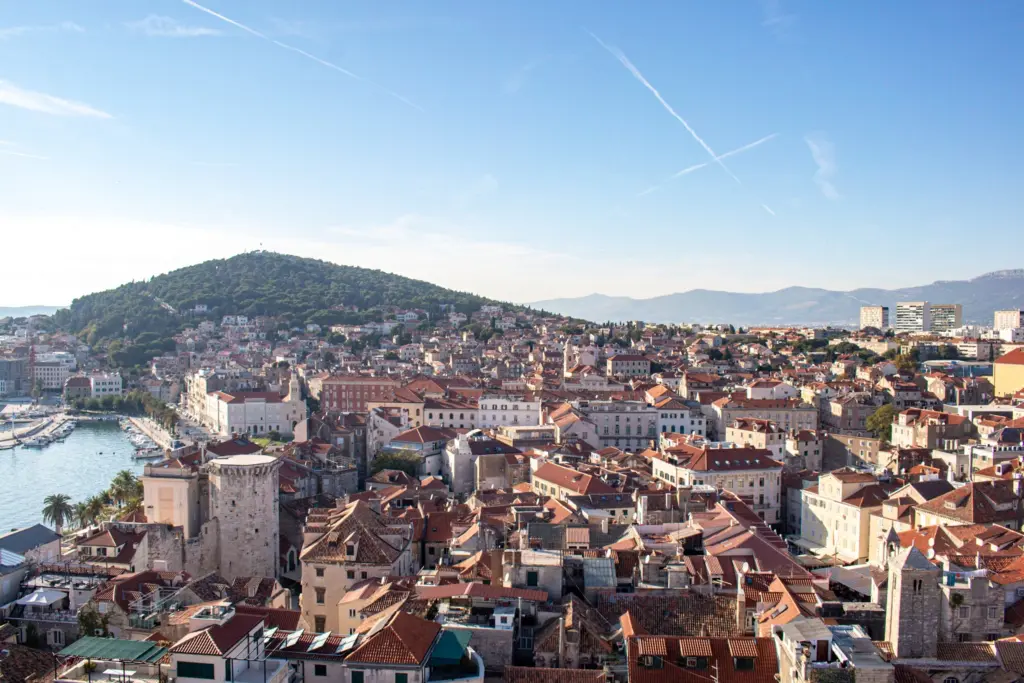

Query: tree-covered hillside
[53,251,511,354]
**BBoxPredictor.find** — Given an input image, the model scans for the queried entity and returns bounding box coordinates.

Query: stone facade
[207,455,281,580]
[884,547,940,659]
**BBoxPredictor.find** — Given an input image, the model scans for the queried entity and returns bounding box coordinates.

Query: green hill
[53,251,512,363]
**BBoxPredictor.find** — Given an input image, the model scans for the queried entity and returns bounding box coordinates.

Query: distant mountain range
[530,270,1024,326]
[0,306,62,319]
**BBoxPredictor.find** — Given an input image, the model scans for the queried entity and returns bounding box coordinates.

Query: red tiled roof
[170,613,264,656]
[533,462,617,495]
[415,582,547,602]
[345,610,440,666]
[996,348,1024,366]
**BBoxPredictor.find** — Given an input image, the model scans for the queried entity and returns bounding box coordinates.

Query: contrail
[637,133,777,197]
[182,0,423,112]
[589,30,741,184]
[0,149,48,160]
[761,204,776,216]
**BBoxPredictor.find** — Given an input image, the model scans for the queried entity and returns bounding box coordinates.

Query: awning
[58,637,168,664]
[785,535,836,556]
[16,589,65,606]
[430,630,472,666]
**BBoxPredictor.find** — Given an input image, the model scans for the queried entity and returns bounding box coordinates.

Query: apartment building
[995,310,1024,331]
[476,394,542,429]
[90,372,123,397]
[33,361,69,391]
[725,418,785,459]
[894,301,931,333]
[321,375,400,412]
[708,397,818,440]
[890,408,971,450]
[994,348,1024,399]
[576,399,658,450]
[930,303,963,333]
[606,354,651,377]
[651,439,783,524]
[859,305,889,330]
[299,501,415,633]
[792,469,891,562]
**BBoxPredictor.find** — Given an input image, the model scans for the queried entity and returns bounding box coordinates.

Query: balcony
[231,659,289,683]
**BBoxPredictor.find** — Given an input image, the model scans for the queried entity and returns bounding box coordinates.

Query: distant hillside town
[3,271,1024,683]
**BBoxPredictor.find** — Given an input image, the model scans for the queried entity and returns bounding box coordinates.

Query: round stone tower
[207,454,281,580]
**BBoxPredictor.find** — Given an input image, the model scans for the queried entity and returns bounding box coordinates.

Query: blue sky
[1,1,1022,306]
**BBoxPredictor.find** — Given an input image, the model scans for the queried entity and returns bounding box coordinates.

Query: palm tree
[86,495,106,524]
[109,470,138,508]
[72,502,90,529]
[42,494,73,534]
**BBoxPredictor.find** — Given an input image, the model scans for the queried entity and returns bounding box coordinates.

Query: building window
[315,588,325,604]
[315,615,326,632]
[395,675,408,683]
[347,570,355,579]
[349,609,356,618]
[316,567,324,577]
[314,665,328,677]
[959,606,970,619]
[352,673,365,683]
[526,570,539,587]
[177,662,216,680]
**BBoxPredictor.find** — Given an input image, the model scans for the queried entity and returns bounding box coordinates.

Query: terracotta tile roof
[995,639,1024,674]
[996,348,1024,366]
[344,610,440,666]
[301,500,409,565]
[626,636,777,683]
[935,641,997,662]
[170,613,264,656]
[598,593,741,638]
[0,643,58,682]
[915,480,1022,525]
[415,582,547,603]
[533,462,617,494]
[504,666,606,683]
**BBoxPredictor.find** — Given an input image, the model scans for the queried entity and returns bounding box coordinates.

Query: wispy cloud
[761,204,776,216]
[454,173,499,208]
[0,21,83,40]
[805,133,840,200]
[0,80,111,118]
[0,140,48,160]
[126,15,222,37]
[181,0,423,112]
[589,30,743,185]
[637,133,778,196]
[503,58,544,95]
[0,149,48,160]
[760,0,797,39]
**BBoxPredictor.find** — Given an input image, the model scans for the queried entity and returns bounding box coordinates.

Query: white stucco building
[203,375,306,437]
[476,394,542,429]
[90,372,123,397]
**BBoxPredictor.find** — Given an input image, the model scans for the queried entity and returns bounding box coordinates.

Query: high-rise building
[929,304,963,333]
[894,302,931,333]
[859,305,889,330]
[995,310,1024,331]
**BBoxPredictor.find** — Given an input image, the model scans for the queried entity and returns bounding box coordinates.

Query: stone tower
[885,546,941,659]
[207,454,281,580]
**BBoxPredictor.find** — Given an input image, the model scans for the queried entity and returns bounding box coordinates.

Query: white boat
[21,437,47,448]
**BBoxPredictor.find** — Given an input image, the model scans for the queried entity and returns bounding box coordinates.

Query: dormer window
[734,657,755,671]
[346,544,356,557]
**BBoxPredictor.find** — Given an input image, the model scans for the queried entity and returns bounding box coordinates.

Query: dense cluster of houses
[5,304,1024,681]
